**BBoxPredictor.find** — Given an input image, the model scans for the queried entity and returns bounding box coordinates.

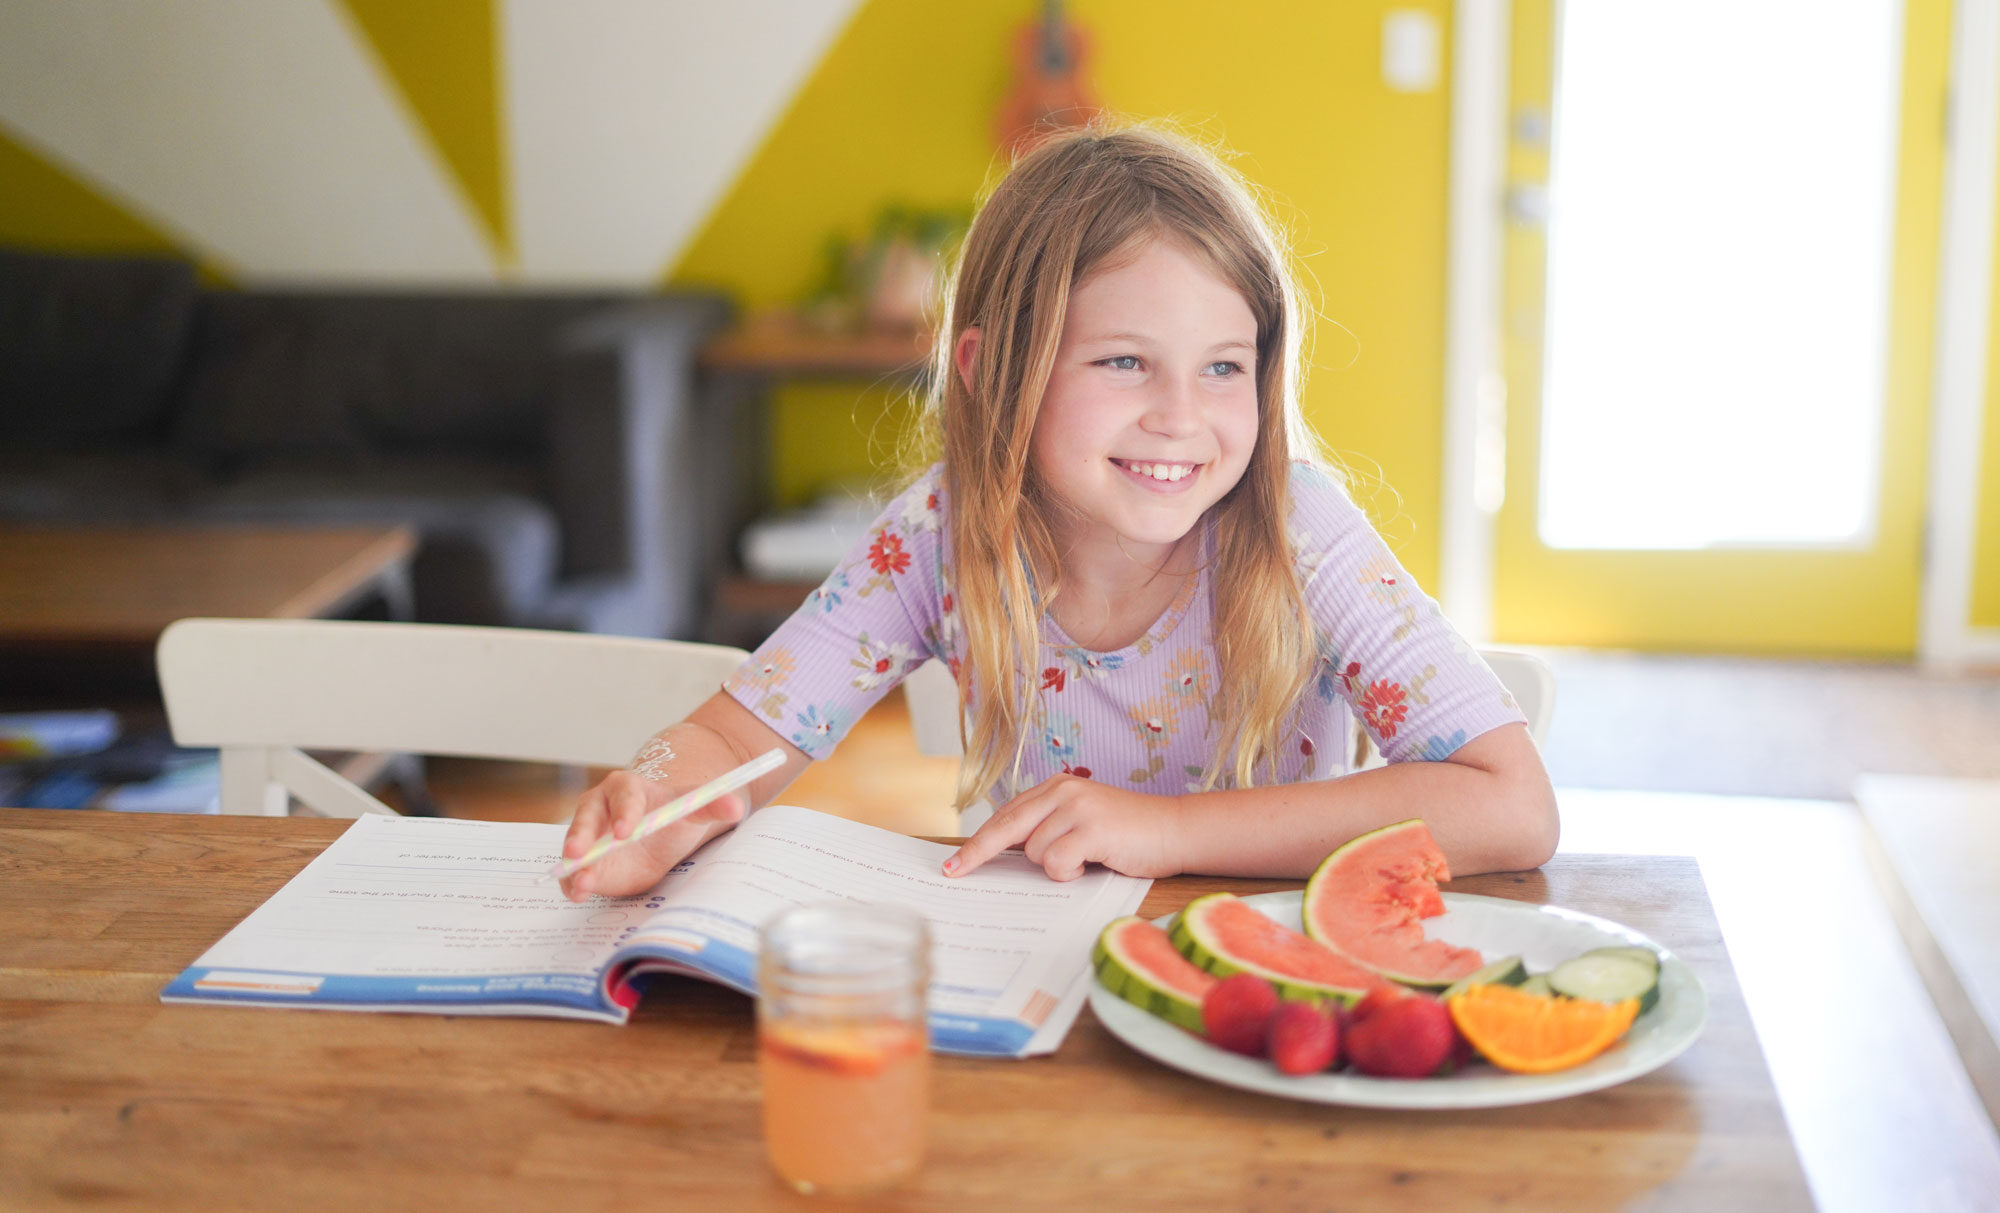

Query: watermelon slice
[1170,892,1387,1007]
[1302,818,1484,988]
[1092,916,1217,1031]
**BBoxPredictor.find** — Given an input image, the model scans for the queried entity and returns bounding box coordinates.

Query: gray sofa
[0,248,736,638]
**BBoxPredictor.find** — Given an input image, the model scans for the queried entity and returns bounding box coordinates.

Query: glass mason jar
[756,901,931,1196]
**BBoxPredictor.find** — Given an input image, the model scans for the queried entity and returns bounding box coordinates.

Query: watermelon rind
[1301,818,1479,989]
[1169,892,1376,1008]
[1439,955,1529,1003]
[1091,916,1210,1032]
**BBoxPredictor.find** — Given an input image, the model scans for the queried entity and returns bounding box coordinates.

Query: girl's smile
[1111,458,1203,488]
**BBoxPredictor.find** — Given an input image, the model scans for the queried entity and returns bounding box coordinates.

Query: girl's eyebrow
[1073,332,1258,353]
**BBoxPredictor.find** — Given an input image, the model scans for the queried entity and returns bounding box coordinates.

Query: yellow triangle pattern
[337,0,509,262]
[0,123,229,280]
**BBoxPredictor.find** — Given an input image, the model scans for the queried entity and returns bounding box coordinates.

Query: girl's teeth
[1126,462,1191,482]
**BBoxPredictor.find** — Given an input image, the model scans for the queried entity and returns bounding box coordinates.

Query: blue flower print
[1415,730,1467,762]
[1040,712,1083,764]
[810,571,848,614]
[790,703,853,757]
[1311,637,1344,705]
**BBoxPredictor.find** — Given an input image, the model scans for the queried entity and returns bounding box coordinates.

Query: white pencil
[546,747,785,883]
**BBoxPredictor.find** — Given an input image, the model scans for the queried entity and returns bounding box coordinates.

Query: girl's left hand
[943,774,1184,881]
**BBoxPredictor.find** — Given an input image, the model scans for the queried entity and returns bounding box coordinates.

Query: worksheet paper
[160,806,1151,1057]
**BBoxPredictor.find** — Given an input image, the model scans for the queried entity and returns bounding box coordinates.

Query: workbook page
[162,814,656,1019]
[626,805,1151,1056]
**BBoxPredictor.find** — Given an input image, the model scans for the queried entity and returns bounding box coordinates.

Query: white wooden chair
[900,646,1557,829]
[157,618,748,817]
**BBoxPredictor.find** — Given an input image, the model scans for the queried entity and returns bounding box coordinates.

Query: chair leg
[390,753,438,816]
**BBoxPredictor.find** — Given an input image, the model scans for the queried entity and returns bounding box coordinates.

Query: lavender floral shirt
[725,463,1525,802]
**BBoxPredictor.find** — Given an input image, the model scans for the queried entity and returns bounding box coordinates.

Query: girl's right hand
[556,768,748,902]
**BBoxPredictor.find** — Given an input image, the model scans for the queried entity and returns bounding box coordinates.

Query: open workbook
[160,805,1150,1058]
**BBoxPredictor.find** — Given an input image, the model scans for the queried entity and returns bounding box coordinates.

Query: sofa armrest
[548,294,732,638]
[546,346,629,580]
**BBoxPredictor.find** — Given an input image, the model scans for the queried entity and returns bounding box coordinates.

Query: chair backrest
[158,618,748,817]
[900,645,1557,762]
[1479,648,1557,743]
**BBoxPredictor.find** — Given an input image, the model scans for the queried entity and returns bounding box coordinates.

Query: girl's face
[1029,238,1261,568]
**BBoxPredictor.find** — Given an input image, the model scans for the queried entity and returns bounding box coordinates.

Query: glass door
[1493,0,1950,655]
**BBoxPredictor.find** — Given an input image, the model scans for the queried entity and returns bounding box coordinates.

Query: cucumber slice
[1582,945,1661,974]
[1548,953,1659,1014]
[1517,974,1555,997]
[1440,955,1528,1002]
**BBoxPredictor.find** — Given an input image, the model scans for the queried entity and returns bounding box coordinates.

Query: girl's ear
[954,326,982,393]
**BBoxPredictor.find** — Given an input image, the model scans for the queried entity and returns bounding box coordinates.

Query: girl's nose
[1140,377,1203,438]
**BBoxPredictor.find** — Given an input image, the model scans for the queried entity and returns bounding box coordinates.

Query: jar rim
[760,901,930,989]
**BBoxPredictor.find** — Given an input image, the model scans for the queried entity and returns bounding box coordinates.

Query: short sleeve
[723,469,949,760]
[1289,462,1526,763]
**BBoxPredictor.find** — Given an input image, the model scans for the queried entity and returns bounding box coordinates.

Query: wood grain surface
[0,525,416,645]
[0,809,1811,1212]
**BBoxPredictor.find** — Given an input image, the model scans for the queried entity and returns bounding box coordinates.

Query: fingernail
[942,855,960,874]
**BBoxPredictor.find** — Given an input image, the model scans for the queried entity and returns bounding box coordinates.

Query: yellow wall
[669,0,1458,584]
[1977,107,2000,628]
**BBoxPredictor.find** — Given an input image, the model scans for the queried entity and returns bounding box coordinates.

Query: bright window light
[1538,1,1902,549]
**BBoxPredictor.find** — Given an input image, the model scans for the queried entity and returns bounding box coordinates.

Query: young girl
[560,125,1557,901]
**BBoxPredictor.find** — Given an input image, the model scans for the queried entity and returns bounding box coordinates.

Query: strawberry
[1433,1027,1478,1076]
[1266,1001,1338,1075]
[1345,990,1455,1078]
[1200,972,1279,1056]
[1347,984,1410,1027]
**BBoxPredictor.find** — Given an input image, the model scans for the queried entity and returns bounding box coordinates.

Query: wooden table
[0,524,418,647]
[0,809,1812,1211]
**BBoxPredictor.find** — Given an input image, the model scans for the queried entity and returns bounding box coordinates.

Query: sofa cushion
[0,450,209,520]
[171,294,370,466]
[172,292,624,465]
[0,248,198,448]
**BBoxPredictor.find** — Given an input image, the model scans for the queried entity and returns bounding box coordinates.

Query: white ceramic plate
[1087,890,1707,1109]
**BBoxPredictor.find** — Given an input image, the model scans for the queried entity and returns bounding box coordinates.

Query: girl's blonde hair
[921,122,1324,807]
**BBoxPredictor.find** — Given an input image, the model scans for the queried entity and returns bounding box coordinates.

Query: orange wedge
[1446,983,1640,1074]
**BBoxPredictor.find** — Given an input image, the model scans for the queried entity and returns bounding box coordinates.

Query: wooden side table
[698,314,936,646]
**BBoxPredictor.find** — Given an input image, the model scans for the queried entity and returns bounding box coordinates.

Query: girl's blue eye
[1207,360,1246,377]
[1100,355,1141,371]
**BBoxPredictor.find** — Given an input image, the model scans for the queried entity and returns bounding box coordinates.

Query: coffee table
[0,524,417,646]
[0,524,425,810]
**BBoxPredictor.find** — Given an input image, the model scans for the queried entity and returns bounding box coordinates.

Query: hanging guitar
[995,0,1100,153]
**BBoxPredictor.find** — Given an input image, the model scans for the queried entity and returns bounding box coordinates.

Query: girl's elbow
[1505,780,1561,871]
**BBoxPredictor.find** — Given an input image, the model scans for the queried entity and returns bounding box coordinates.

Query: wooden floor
[426,690,2000,1213]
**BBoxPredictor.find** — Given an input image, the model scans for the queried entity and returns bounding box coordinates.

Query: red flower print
[867,530,911,575]
[941,593,954,614]
[1361,679,1409,740]
[1042,666,1066,692]
[926,492,939,512]
[1301,736,1315,757]
[873,657,893,675]
[947,655,962,681]
[1061,762,1092,779]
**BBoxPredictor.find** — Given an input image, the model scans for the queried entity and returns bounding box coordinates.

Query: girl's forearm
[1162,725,1558,880]
[639,694,814,842]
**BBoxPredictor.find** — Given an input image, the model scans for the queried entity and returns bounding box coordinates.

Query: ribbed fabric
[725,463,1525,804]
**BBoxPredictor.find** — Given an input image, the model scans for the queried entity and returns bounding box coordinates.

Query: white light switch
[1382,9,1441,93]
